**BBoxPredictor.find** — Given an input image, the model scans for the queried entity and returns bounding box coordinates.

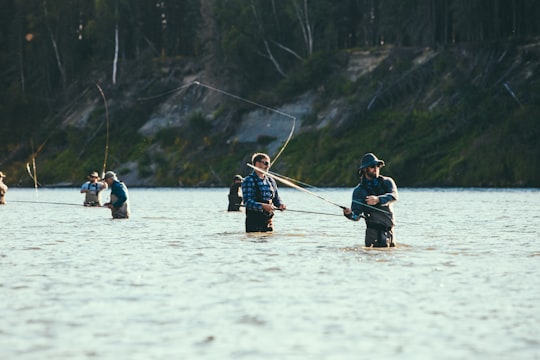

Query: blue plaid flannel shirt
[241,172,282,211]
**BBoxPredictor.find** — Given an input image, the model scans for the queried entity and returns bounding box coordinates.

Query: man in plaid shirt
[241,153,286,232]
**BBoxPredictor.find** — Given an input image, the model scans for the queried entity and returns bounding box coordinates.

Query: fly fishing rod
[95,83,110,178]
[250,164,391,215]
[247,163,346,209]
[268,169,319,190]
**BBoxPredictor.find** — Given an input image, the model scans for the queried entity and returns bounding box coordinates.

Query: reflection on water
[1,188,539,359]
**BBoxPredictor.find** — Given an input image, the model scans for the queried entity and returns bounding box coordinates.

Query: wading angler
[242,153,286,232]
[80,171,107,206]
[103,171,130,219]
[343,153,398,247]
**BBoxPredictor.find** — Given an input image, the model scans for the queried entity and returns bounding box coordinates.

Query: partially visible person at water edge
[80,171,108,206]
[102,171,130,219]
[242,153,286,232]
[0,171,8,205]
[228,174,243,211]
[343,153,398,247]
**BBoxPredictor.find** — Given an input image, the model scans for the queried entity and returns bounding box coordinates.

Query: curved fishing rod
[192,81,296,166]
[26,139,46,193]
[247,163,346,210]
[95,83,110,178]
[137,81,297,166]
[25,162,39,190]
[268,169,319,190]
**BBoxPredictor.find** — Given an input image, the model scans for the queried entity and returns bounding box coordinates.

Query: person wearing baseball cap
[343,153,398,247]
[102,171,130,219]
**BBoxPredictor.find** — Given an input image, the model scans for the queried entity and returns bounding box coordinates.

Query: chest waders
[362,178,395,247]
[245,174,275,233]
[84,182,102,206]
[110,183,129,219]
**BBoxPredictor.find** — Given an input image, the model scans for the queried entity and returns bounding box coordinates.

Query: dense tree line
[1,0,539,152]
[214,0,540,83]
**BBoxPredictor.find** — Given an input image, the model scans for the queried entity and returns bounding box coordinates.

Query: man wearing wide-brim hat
[80,171,108,206]
[343,153,398,247]
[0,171,8,205]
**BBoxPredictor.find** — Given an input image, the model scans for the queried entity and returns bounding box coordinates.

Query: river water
[1,187,539,360]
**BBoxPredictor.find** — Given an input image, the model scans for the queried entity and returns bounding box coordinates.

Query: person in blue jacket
[103,171,130,219]
[343,153,398,247]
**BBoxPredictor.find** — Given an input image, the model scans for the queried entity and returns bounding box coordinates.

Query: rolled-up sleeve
[378,178,398,205]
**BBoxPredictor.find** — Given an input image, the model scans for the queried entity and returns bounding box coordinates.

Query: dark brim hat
[359,153,385,169]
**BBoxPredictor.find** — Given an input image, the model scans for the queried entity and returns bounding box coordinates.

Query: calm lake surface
[1,187,539,360]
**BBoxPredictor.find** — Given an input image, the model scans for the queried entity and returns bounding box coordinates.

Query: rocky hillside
[3,40,540,188]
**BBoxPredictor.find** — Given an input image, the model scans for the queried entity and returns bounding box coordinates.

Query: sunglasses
[368,165,379,169]
[258,160,270,166]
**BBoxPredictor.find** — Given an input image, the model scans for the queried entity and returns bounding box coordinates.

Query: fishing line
[192,81,296,166]
[95,83,110,178]
[136,82,195,101]
[137,81,296,165]
[267,170,386,215]
[239,204,341,217]
[282,208,343,217]
[269,168,391,215]
[10,200,86,207]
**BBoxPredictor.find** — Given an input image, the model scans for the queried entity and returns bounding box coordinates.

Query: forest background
[1,0,539,188]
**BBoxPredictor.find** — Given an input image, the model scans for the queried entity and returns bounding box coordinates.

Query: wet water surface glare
[1,187,539,360]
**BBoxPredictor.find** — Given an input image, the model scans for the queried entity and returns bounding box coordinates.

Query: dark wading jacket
[350,176,398,230]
